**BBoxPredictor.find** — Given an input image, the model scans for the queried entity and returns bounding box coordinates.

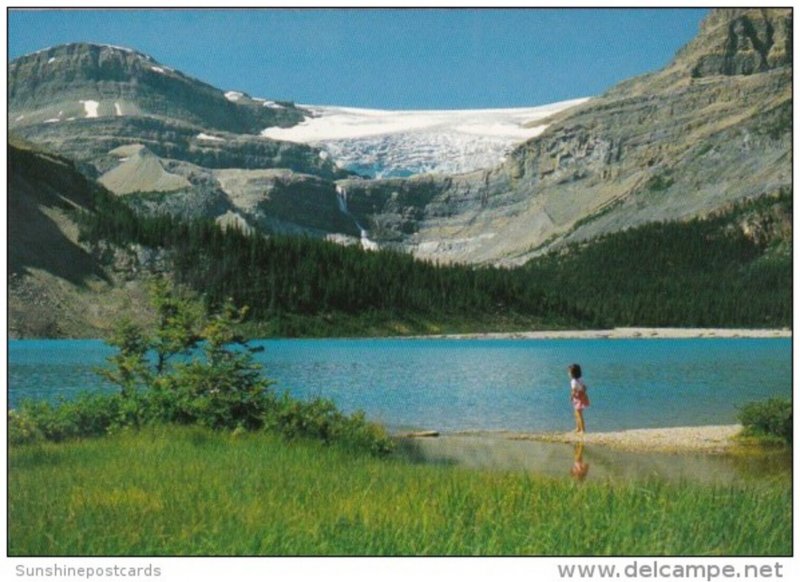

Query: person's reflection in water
[570,441,590,481]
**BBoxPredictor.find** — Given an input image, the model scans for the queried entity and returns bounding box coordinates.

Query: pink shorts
[572,395,589,410]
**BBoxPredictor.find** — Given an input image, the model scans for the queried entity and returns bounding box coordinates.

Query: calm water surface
[8,337,791,434]
[398,436,791,484]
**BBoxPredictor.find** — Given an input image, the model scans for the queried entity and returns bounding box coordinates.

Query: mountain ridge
[8,9,793,267]
[9,42,306,133]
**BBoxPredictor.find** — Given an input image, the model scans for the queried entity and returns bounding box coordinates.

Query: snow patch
[80,100,100,118]
[15,115,24,121]
[262,99,587,142]
[261,98,590,177]
[114,103,123,116]
[263,101,284,109]
[197,133,225,142]
[225,91,244,102]
[48,57,56,64]
[101,44,138,54]
[150,66,166,74]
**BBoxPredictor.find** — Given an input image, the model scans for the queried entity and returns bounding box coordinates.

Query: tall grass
[9,426,790,556]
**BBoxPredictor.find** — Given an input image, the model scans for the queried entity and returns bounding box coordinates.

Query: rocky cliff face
[9,43,305,133]
[12,114,346,180]
[685,8,792,77]
[9,43,355,237]
[339,8,792,264]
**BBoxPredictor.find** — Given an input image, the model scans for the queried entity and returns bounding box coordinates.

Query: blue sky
[8,8,708,109]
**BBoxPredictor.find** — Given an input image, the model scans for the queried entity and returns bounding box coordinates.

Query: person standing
[568,363,589,434]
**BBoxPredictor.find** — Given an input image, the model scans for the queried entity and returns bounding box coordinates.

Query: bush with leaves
[738,397,792,445]
[96,282,276,432]
[8,408,44,445]
[8,391,145,444]
[96,319,152,398]
[262,393,393,456]
[150,302,274,430]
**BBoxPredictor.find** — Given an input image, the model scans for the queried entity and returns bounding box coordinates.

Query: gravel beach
[506,424,744,453]
[418,327,791,340]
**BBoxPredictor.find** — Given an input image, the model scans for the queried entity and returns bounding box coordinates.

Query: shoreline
[419,424,750,454]
[506,424,745,454]
[411,327,791,341]
[9,326,791,343]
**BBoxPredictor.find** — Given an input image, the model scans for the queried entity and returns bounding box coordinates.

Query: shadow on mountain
[8,143,108,286]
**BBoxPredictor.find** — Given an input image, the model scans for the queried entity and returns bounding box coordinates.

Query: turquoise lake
[8,337,792,434]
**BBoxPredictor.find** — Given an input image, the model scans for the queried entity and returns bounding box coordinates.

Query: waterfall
[335,184,348,213]
[336,184,378,251]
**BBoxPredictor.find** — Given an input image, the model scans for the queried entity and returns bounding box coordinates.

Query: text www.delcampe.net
[557,560,785,581]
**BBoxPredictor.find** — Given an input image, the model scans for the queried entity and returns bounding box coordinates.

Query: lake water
[397,437,791,484]
[8,337,792,434]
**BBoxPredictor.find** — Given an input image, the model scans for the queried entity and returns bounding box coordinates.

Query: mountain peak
[675,8,792,77]
[8,42,307,134]
[602,8,791,99]
[14,42,161,70]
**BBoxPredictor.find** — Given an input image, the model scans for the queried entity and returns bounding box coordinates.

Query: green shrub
[8,392,128,443]
[334,410,395,457]
[150,358,272,431]
[263,393,394,456]
[8,409,44,445]
[142,302,275,431]
[737,397,792,444]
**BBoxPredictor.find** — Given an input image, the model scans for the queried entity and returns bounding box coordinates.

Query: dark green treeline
[523,193,791,328]
[77,187,791,333]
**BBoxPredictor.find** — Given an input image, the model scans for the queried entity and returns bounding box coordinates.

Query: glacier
[261,98,589,178]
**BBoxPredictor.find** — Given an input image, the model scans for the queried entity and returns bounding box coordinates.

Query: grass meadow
[8,425,791,556]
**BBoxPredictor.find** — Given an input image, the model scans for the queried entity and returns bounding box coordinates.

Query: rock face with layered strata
[686,8,792,77]
[8,42,305,133]
[8,42,354,237]
[338,8,792,264]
